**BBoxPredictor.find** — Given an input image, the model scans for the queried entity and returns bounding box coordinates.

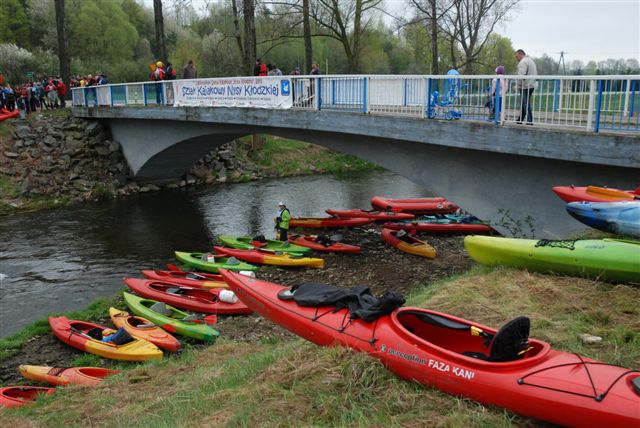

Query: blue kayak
[566,201,640,237]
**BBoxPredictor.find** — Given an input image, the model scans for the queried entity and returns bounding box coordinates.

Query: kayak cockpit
[393,309,550,366]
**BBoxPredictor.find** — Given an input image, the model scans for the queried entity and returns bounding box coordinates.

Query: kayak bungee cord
[518,353,640,401]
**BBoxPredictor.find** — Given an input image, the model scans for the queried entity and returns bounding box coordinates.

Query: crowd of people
[254,58,321,77]
[1,76,68,116]
[2,49,537,124]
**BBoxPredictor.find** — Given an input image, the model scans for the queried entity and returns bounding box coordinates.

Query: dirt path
[0,226,473,385]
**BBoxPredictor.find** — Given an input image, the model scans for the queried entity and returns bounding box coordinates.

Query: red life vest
[258,63,268,76]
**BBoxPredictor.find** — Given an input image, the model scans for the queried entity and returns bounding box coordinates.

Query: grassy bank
[2,267,637,426]
[237,135,378,177]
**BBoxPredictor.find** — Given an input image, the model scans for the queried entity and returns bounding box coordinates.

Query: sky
[385,0,640,63]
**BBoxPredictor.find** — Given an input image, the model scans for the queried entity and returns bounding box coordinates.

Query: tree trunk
[54,0,70,108]
[352,0,363,73]
[243,0,257,76]
[429,0,438,74]
[231,0,246,70]
[153,0,167,62]
[303,0,313,74]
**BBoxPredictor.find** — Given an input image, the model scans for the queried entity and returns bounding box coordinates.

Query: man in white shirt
[515,49,537,124]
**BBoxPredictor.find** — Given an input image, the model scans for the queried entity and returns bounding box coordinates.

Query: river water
[0,170,433,338]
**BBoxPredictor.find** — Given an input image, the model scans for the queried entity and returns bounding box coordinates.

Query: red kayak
[124,277,252,315]
[289,216,373,228]
[0,386,55,407]
[141,269,228,289]
[325,209,415,221]
[371,196,459,214]
[383,215,495,234]
[288,234,361,254]
[220,269,640,428]
[0,108,19,121]
[552,185,640,203]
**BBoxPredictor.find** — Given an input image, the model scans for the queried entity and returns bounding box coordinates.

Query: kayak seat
[150,302,173,316]
[464,316,531,363]
[165,287,184,295]
[632,377,640,396]
[87,327,104,340]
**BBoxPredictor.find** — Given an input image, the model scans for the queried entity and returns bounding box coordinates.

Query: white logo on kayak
[428,359,475,380]
[381,345,476,380]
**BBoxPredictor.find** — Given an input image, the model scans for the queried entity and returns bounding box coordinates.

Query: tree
[441,0,520,73]
[409,0,457,74]
[312,0,383,73]
[475,33,515,73]
[54,0,70,107]
[0,0,30,48]
[303,0,313,73]
[154,0,168,61]
[0,43,34,83]
[69,0,138,67]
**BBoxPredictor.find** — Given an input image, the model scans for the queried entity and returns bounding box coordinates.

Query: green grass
[2,268,638,426]
[239,135,379,177]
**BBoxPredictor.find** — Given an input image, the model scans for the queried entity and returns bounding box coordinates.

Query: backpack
[167,65,176,80]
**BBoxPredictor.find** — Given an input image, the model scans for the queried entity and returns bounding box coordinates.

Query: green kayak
[218,235,311,255]
[464,236,640,283]
[123,292,219,343]
[175,251,258,273]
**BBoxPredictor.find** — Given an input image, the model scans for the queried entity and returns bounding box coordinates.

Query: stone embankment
[0,112,258,207]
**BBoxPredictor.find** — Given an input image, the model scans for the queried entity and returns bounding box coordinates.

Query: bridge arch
[103,109,638,237]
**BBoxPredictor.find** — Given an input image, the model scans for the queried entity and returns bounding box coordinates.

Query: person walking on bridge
[515,49,537,125]
[275,201,291,242]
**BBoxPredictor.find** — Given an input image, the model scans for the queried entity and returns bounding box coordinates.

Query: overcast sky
[386,0,640,63]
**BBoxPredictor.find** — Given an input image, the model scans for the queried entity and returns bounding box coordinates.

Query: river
[0,170,433,338]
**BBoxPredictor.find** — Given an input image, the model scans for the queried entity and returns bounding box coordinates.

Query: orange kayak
[214,246,325,268]
[19,365,119,386]
[381,227,436,258]
[109,307,182,352]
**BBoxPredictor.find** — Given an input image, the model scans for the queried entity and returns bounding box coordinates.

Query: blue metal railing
[71,74,640,133]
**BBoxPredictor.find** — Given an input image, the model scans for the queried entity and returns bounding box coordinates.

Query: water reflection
[0,170,431,338]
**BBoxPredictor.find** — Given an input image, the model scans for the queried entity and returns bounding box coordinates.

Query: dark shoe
[526,122,533,126]
[515,121,523,124]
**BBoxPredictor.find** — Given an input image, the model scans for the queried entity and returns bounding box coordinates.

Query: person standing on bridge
[515,49,537,125]
[182,60,197,79]
[275,201,291,242]
[151,61,165,104]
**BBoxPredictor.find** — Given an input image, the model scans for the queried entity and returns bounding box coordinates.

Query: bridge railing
[71,74,640,133]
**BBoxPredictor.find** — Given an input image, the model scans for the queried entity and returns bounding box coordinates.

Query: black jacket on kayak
[292,282,405,323]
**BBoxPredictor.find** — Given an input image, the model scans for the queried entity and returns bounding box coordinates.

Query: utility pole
[556,51,567,75]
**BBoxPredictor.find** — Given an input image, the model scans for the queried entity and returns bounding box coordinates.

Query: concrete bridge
[71,74,640,237]
[71,104,638,237]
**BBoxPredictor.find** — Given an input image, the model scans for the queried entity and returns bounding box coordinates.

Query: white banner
[172,77,292,109]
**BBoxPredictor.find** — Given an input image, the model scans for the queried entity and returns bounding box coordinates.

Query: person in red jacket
[56,79,67,108]
[254,58,268,76]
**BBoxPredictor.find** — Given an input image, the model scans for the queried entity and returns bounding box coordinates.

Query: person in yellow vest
[275,201,291,241]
